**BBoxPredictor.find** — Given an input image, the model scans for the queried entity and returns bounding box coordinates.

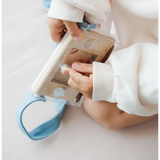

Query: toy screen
[51,48,97,85]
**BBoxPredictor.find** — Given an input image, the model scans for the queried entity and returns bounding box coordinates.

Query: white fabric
[62,0,111,23]
[94,43,158,116]
[93,61,116,102]
[48,0,84,22]
[48,0,111,23]
[48,0,158,116]
[3,0,158,160]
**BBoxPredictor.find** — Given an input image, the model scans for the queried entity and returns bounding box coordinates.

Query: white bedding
[2,0,158,159]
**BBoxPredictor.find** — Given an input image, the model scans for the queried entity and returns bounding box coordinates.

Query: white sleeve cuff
[47,0,84,22]
[92,61,116,102]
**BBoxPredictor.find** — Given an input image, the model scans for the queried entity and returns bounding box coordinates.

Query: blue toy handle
[17,92,66,140]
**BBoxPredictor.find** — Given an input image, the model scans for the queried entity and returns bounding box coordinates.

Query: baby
[47,0,158,129]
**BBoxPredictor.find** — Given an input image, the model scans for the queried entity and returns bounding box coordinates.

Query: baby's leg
[83,97,158,130]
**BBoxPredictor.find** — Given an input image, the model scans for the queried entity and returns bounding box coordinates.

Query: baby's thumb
[63,21,82,41]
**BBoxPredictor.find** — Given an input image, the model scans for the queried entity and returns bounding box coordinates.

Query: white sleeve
[62,0,111,23]
[93,43,158,116]
[47,0,111,23]
[47,0,84,22]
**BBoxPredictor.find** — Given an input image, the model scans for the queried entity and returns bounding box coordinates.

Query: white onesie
[47,0,158,116]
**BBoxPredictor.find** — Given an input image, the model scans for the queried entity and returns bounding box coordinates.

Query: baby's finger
[72,62,93,74]
[69,69,93,99]
[61,66,70,75]
[62,67,88,85]
[68,77,81,92]
[48,18,66,43]
[68,68,89,86]
[62,67,93,98]
[63,21,82,41]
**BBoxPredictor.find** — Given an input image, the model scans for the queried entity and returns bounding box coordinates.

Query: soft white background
[2,0,158,160]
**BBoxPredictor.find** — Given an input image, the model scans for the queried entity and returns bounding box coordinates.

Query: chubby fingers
[62,67,90,86]
[48,18,83,43]
[72,62,93,74]
[63,21,82,41]
[61,66,93,98]
[48,18,66,43]
[61,62,93,75]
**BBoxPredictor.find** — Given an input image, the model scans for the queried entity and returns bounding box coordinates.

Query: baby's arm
[93,43,158,117]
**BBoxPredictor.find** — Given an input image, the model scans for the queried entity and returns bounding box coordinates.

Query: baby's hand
[48,18,82,43]
[62,62,93,99]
